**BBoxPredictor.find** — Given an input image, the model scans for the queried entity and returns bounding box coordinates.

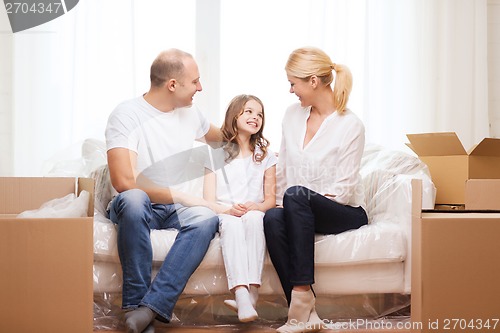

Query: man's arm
[107,147,138,193]
[200,124,223,148]
[107,147,177,205]
[107,147,216,208]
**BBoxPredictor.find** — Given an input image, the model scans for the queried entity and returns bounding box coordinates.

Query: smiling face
[287,74,314,107]
[221,94,268,162]
[173,57,202,108]
[236,99,263,136]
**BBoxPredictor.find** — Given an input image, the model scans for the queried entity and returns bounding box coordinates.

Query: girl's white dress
[208,147,277,289]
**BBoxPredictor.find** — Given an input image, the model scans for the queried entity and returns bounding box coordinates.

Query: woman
[264,47,368,333]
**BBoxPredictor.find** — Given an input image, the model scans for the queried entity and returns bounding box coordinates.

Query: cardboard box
[406,132,500,205]
[411,180,500,332]
[0,177,94,333]
[465,179,500,210]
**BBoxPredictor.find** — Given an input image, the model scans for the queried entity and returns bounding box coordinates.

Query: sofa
[61,139,435,329]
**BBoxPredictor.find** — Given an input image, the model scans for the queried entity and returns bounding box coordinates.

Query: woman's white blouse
[276,103,366,210]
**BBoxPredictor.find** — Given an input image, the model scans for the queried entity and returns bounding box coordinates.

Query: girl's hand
[228,203,247,217]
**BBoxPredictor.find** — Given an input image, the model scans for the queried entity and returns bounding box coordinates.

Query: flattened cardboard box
[406,132,500,205]
[0,177,94,333]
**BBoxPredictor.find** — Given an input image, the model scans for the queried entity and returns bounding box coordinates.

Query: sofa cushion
[93,212,406,268]
[314,222,405,266]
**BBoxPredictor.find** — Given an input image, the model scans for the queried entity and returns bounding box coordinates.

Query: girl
[203,94,277,322]
[264,47,368,333]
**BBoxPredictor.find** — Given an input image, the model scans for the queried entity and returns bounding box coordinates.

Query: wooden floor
[95,319,413,332]
[97,326,410,333]
[94,294,413,332]
[94,313,413,332]
[97,328,409,333]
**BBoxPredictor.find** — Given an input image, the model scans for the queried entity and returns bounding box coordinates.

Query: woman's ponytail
[332,63,352,113]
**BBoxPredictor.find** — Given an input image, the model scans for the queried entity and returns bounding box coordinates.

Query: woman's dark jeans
[264,185,368,305]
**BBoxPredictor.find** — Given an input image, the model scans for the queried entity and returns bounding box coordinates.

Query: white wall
[1,2,500,176]
[195,0,221,124]
[0,8,12,175]
[489,0,500,137]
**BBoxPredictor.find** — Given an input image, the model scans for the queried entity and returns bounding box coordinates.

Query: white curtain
[219,0,489,153]
[6,0,489,175]
[10,0,196,175]
[363,0,488,150]
[415,0,489,148]
[11,1,133,175]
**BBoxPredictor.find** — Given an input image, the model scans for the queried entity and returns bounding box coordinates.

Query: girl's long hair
[221,94,269,163]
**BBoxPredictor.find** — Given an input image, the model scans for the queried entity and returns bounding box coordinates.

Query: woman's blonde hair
[221,94,269,163]
[285,47,352,113]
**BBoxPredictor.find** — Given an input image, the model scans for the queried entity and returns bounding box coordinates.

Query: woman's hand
[324,193,337,201]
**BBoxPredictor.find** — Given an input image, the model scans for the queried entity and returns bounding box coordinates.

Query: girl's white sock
[235,288,258,322]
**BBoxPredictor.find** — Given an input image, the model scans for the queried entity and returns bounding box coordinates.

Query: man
[105,48,222,333]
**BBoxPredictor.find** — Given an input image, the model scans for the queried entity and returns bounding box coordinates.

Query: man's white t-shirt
[105,96,210,192]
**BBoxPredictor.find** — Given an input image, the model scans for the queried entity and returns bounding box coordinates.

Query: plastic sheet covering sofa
[52,139,436,329]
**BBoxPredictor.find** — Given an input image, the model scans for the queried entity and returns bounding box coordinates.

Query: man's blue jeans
[108,189,219,321]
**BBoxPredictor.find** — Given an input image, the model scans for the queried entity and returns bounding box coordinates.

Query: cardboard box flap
[0,177,76,214]
[78,177,95,217]
[468,138,500,156]
[0,177,94,216]
[465,179,500,210]
[406,132,467,156]
[405,143,416,154]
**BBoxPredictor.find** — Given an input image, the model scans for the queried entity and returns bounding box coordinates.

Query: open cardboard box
[406,132,500,205]
[0,177,94,333]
